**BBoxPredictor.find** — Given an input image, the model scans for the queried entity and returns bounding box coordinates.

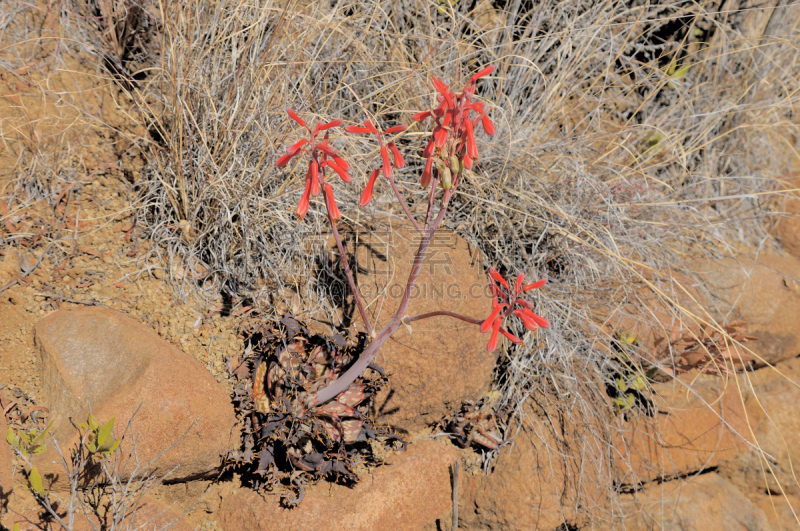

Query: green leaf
[96,417,115,448]
[87,414,99,431]
[30,421,53,445]
[6,427,17,446]
[615,377,628,392]
[99,438,120,456]
[29,466,46,495]
[13,523,20,531]
[671,64,690,80]
[631,376,646,390]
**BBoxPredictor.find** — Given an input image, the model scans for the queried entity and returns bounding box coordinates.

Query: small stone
[153,268,164,280]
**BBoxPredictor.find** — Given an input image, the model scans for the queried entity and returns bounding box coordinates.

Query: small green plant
[6,420,53,457]
[78,414,120,457]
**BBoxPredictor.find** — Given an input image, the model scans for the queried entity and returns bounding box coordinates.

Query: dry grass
[4,0,800,526]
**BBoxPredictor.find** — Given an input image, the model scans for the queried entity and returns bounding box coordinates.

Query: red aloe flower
[359,169,380,206]
[344,118,409,203]
[481,268,549,352]
[276,109,350,221]
[411,65,495,192]
[326,159,352,183]
[487,318,502,352]
[287,108,307,128]
[324,183,341,222]
[388,142,405,169]
[309,160,320,196]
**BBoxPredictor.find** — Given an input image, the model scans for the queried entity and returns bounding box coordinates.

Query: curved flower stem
[403,311,483,326]
[310,189,454,406]
[385,173,423,233]
[324,178,374,337]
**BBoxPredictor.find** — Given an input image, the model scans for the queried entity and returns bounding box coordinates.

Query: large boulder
[719,356,800,517]
[459,403,608,530]
[619,472,770,530]
[217,439,456,530]
[32,307,237,489]
[614,375,758,483]
[694,253,800,366]
[1,414,13,516]
[345,219,495,431]
[770,175,800,259]
[2,490,197,531]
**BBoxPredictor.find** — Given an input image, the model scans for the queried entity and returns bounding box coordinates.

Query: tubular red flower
[481,303,506,333]
[465,119,479,158]
[318,118,343,131]
[514,273,525,294]
[388,142,405,169]
[317,143,338,156]
[380,145,392,178]
[324,183,341,221]
[433,100,447,117]
[520,308,550,328]
[288,138,308,155]
[516,298,533,310]
[463,154,473,169]
[296,181,312,219]
[512,309,539,331]
[359,168,380,206]
[499,327,522,344]
[431,76,455,108]
[523,279,547,291]
[423,138,435,158]
[332,154,350,171]
[489,268,510,290]
[326,159,352,183]
[364,120,379,135]
[487,318,502,352]
[434,127,448,147]
[442,111,452,128]
[276,152,296,167]
[286,109,307,128]
[470,65,495,81]
[344,125,371,134]
[412,111,432,122]
[385,124,408,134]
[421,157,433,187]
[481,114,496,136]
[310,161,320,196]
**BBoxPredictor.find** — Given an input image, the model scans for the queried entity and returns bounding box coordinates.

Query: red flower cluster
[276,109,352,221]
[413,65,496,188]
[481,268,550,352]
[343,120,408,206]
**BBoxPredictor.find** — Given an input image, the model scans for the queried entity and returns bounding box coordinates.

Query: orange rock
[4,491,196,531]
[217,439,456,530]
[694,253,800,366]
[1,414,13,516]
[32,307,237,489]
[614,376,759,483]
[618,472,770,530]
[345,220,495,431]
[772,176,800,259]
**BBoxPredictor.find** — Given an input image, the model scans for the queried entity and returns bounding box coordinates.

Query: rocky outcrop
[32,307,237,489]
[218,439,456,530]
[346,219,495,431]
[619,472,770,530]
[615,375,758,483]
[694,253,800,366]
